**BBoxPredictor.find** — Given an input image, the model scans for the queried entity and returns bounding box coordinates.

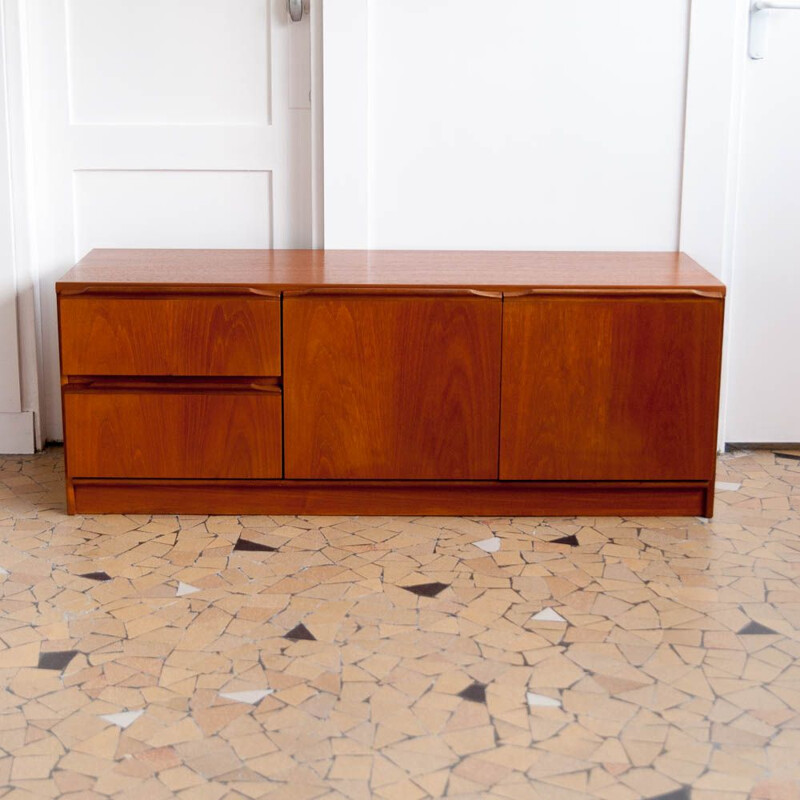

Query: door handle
[287,0,309,22]
[749,0,800,59]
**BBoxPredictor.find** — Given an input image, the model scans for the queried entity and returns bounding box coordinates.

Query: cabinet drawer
[64,386,282,479]
[59,293,281,376]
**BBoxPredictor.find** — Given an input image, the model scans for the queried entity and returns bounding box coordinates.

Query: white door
[324,0,691,250]
[725,7,800,442]
[25,0,318,441]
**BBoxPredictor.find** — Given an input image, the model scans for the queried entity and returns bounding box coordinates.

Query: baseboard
[70,478,713,517]
[0,411,35,454]
[726,442,800,450]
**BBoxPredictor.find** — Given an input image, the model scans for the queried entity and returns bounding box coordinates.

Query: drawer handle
[64,377,282,394]
[58,286,280,298]
[503,288,723,299]
[283,288,503,299]
[247,382,282,393]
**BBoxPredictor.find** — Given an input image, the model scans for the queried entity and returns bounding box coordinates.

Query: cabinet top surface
[57,249,725,295]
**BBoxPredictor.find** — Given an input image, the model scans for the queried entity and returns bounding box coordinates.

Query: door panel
[725,9,800,441]
[356,0,688,251]
[65,388,282,479]
[500,295,723,480]
[284,292,502,479]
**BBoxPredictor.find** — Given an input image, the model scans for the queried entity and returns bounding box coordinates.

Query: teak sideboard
[57,249,725,517]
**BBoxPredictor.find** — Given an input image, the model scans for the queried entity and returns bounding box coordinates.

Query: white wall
[325,0,691,250]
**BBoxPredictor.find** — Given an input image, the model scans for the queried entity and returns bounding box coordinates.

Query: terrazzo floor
[1,447,799,800]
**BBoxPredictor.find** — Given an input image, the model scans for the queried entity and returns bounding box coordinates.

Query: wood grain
[70,478,710,517]
[500,296,724,480]
[56,249,726,517]
[283,293,502,479]
[56,249,725,295]
[59,294,281,376]
[64,389,282,479]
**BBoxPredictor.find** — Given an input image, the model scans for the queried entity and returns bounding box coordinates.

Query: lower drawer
[64,387,282,479]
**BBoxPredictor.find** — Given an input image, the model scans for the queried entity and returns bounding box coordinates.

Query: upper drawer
[59,293,281,376]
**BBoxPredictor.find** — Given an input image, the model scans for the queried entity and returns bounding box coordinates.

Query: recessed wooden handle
[58,286,280,298]
[283,287,503,299]
[503,288,723,299]
[63,377,282,394]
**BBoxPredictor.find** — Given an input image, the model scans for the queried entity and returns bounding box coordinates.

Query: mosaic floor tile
[526,692,562,708]
[78,570,112,581]
[100,710,144,728]
[650,788,691,800]
[401,582,449,597]
[457,682,487,704]
[738,621,779,635]
[219,689,275,704]
[233,538,278,552]
[474,537,502,553]
[532,607,567,623]
[36,650,78,671]
[549,534,580,546]
[285,623,316,641]
[1,445,799,798]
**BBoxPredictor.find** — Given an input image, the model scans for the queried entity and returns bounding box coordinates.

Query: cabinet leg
[65,479,76,515]
[702,483,715,518]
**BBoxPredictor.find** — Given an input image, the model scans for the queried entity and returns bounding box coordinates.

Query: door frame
[0,0,326,447]
[322,0,368,248]
[679,0,750,450]
[0,0,41,453]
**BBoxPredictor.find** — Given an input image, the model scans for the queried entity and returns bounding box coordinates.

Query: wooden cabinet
[57,249,725,517]
[499,294,724,481]
[283,291,502,479]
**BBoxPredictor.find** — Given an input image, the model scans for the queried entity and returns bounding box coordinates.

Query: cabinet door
[500,295,724,480]
[284,291,502,479]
